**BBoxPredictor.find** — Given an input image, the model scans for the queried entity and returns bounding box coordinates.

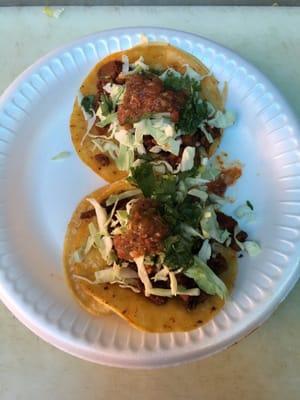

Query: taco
[64,161,260,332]
[70,42,235,183]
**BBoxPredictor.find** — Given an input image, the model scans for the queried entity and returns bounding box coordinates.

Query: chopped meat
[144,263,156,276]
[143,135,157,151]
[94,153,110,166]
[222,166,242,186]
[179,292,209,310]
[80,209,96,219]
[207,166,242,197]
[179,295,199,310]
[231,230,248,251]
[117,74,186,125]
[181,134,198,147]
[136,278,168,305]
[113,198,168,261]
[159,151,182,168]
[80,196,129,221]
[176,274,197,289]
[127,262,138,271]
[97,60,123,96]
[190,125,222,151]
[236,230,248,242]
[94,125,108,136]
[176,274,204,310]
[207,177,227,197]
[115,75,126,85]
[205,124,222,139]
[216,211,237,233]
[148,294,168,305]
[207,253,228,275]
[216,212,248,251]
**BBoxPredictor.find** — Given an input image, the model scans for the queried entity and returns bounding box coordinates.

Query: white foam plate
[0,27,300,368]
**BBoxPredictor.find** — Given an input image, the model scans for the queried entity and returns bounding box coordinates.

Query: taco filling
[64,159,261,331]
[80,60,234,172]
[71,42,234,182]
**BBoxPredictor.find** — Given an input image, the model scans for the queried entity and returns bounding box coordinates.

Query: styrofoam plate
[0,27,300,368]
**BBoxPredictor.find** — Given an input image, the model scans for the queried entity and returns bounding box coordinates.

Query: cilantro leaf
[163,71,208,135]
[246,200,254,210]
[178,97,208,135]
[164,235,194,270]
[100,93,113,116]
[161,70,209,135]
[162,71,198,93]
[153,175,177,202]
[130,163,177,200]
[81,95,95,115]
[178,198,202,227]
[130,163,156,197]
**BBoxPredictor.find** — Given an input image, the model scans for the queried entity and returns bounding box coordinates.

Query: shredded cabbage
[97,112,117,128]
[209,110,235,129]
[122,55,129,74]
[201,162,221,181]
[134,256,152,296]
[115,210,129,227]
[94,264,138,283]
[180,146,195,171]
[169,271,178,296]
[77,92,97,146]
[198,123,214,143]
[106,189,142,206]
[86,198,108,236]
[185,256,228,299]
[183,65,203,82]
[131,56,149,73]
[235,203,254,221]
[151,160,179,175]
[159,68,181,81]
[73,263,139,293]
[233,227,261,257]
[181,223,203,238]
[188,188,208,202]
[71,246,85,263]
[209,193,228,206]
[134,118,180,155]
[51,151,71,160]
[152,265,169,282]
[243,241,262,256]
[92,138,119,160]
[200,206,230,243]
[122,56,149,75]
[103,83,125,107]
[115,144,135,171]
[198,240,212,263]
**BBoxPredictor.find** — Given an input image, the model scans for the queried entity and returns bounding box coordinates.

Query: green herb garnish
[246,200,254,210]
[162,71,209,135]
[81,95,95,115]
[100,93,113,116]
[130,163,177,200]
[164,235,194,270]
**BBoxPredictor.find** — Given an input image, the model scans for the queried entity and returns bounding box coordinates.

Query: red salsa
[113,198,168,261]
[117,74,186,125]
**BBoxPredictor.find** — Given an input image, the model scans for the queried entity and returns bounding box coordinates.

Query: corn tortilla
[64,181,237,333]
[70,42,225,183]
